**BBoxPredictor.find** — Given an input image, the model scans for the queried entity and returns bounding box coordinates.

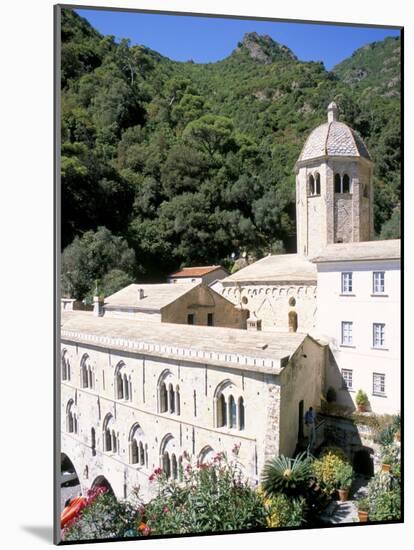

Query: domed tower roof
[297,102,371,163]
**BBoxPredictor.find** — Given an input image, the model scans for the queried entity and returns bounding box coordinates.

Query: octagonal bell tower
[295,102,374,258]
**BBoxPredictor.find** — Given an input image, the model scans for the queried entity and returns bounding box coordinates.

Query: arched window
[217,394,227,427]
[129,423,147,467]
[123,373,129,401]
[175,386,181,416]
[169,384,175,414]
[158,371,179,415]
[289,310,298,333]
[160,435,179,480]
[315,173,321,195]
[163,453,171,478]
[215,380,245,431]
[171,454,178,480]
[139,441,145,465]
[91,427,96,456]
[238,397,245,431]
[116,372,123,399]
[61,350,70,381]
[103,414,116,453]
[229,395,237,428]
[159,382,168,413]
[66,400,77,433]
[178,456,183,481]
[309,174,315,196]
[334,173,341,193]
[80,355,92,389]
[343,173,350,193]
[131,439,138,464]
[199,446,215,465]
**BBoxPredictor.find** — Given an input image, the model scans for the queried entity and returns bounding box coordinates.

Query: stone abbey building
[60,103,400,501]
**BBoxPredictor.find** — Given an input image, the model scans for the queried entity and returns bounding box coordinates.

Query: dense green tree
[61,227,137,300]
[60,9,401,299]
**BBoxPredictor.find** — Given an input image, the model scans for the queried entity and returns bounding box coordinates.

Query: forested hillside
[60,9,401,300]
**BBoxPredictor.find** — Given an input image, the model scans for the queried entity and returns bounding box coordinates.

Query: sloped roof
[104,283,199,311]
[223,254,317,284]
[310,239,400,263]
[61,311,310,373]
[169,265,226,278]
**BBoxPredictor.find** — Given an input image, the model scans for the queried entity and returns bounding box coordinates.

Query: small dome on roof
[297,103,371,163]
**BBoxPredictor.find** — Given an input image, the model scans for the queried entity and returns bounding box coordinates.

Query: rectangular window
[373,271,385,294]
[341,321,353,345]
[207,313,214,326]
[341,369,353,390]
[341,272,353,294]
[187,314,195,325]
[373,323,386,348]
[373,373,386,395]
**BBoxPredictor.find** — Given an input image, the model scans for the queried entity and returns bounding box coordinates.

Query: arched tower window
[315,172,321,195]
[343,173,350,193]
[308,174,315,196]
[168,384,175,414]
[334,173,341,193]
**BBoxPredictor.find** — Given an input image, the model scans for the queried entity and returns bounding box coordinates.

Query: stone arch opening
[61,453,81,488]
[288,310,298,333]
[353,448,374,476]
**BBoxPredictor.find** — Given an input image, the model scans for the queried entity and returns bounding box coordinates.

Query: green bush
[369,486,401,521]
[311,447,349,496]
[141,447,267,535]
[261,452,312,498]
[63,489,139,541]
[334,462,353,490]
[259,490,306,528]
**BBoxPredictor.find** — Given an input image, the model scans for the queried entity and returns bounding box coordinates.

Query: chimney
[247,312,262,331]
[93,295,104,317]
[138,288,145,300]
[327,101,338,123]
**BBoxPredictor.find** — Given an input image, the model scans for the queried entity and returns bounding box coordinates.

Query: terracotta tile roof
[169,265,225,278]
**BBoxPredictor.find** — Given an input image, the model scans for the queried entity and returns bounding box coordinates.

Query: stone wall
[221,283,317,332]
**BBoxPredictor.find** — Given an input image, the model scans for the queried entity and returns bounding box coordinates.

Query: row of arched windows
[158,371,181,416]
[216,392,245,431]
[307,173,356,196]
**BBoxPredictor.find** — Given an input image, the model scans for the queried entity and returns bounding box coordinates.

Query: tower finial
[327,101,338,123]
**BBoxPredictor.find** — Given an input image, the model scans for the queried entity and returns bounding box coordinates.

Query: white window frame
[341,321,353,346]
[341,369,353,390]
[373,373,386,396]
[373,323,386,349]
[373,271,385,294]
[341,272,353,294]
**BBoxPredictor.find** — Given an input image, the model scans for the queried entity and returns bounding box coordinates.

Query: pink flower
[163,506,169,513]
[143,526,151,536]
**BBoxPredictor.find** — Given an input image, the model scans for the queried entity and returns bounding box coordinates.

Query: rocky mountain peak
[236,32,297,63]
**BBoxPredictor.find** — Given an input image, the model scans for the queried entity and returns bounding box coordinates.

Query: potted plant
[335,462,353,502]
[355,390,368,412]
[357,498,369,522]
[380,445,397,472]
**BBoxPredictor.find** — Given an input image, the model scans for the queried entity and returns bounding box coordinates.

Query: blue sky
[75,8,400,70]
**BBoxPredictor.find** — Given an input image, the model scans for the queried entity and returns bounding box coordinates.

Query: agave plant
[261,452,312,498]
